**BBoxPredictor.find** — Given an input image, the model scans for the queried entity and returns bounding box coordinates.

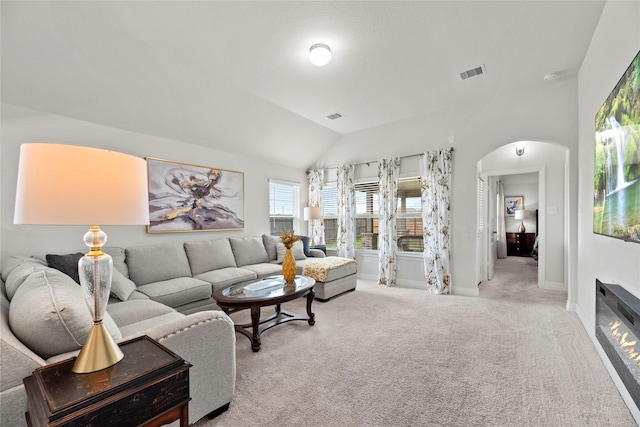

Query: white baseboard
[396,279,427,289]
[576,304,589,330]
[357,273,378,283]
[542,281,565,291]
[356,274,432,290]
[452,286,480,297]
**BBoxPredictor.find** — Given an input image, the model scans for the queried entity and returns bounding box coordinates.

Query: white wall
[0,104,307,260]
[576,0,640,325]
[313,74,579,296]
[576,0,640,420]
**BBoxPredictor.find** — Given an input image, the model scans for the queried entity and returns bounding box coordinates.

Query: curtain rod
[308,147,454,172]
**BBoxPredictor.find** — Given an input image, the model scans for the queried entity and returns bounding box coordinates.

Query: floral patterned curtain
[420,148,453,294]
[378,158,400,286]
[307,169,324,244]
[337,164,356,258]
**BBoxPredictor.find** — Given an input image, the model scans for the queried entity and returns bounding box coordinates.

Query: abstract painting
[505,196,524,216]
[146,157,244,232]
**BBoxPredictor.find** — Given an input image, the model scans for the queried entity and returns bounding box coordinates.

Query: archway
[477,140,571,305]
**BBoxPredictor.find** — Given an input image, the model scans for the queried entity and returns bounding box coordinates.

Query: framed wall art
[146,157,244,233]
[594,50,640,244]
[505,196,524,216]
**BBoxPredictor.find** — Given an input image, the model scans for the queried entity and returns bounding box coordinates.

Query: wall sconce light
[309,43,331,66]
[515,142,525,156]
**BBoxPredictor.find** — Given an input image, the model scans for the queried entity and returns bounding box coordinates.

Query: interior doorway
[479,170,542,287]
[476,141,570,304]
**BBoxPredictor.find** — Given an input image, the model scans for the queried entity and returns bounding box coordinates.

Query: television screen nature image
[594,50,640,244]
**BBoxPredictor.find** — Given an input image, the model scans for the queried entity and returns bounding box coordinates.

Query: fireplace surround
[596,279,640,410]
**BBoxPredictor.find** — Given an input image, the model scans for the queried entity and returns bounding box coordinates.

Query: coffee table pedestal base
[222,288,315,352]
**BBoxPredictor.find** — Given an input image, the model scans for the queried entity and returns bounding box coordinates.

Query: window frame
[268,179,301,236]
[322,184,338,248]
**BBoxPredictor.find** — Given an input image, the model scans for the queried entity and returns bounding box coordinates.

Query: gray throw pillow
[110,269,137,301]
[4,261,47,300]
[276,241,307,263]
[1,255,47,282]
[9,268,122,359]
[46,252,84,284]
[262,234,280,261]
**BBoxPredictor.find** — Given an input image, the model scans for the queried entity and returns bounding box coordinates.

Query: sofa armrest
[133,311,236,424]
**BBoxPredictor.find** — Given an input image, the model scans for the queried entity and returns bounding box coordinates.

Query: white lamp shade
[14,143,150,225]
[304,206,322,221]
[309,43,331,66]
[514,209,526,220]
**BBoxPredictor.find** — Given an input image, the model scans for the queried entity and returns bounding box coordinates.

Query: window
[355,177,423,252]
[269,180,300,236]
[354,181,379,250]
[396,178,423,252]
[322,177,423,252]
[322,185,337,248]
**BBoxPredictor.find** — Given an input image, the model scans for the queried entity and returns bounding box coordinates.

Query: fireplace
[596,279,640,409]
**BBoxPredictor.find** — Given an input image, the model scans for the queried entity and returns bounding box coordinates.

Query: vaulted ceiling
[1,1,605,169]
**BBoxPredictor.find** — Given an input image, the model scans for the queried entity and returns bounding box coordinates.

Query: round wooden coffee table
[213,275,316,352]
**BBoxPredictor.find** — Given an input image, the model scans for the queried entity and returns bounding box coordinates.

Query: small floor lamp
[304,206,322,245]
[14,143,149,373]
[515,209,527,233]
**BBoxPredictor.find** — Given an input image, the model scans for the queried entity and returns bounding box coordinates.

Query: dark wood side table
[506,232,536,256]
[24,335,191,427]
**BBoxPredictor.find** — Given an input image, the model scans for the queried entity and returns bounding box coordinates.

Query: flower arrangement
[280,230,300,249]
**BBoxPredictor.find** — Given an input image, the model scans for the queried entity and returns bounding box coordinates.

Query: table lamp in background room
[14,143,150,373]
[515,209,527,233]
[304,206,322,245]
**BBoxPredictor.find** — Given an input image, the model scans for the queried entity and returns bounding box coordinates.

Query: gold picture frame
[146,157,244,233]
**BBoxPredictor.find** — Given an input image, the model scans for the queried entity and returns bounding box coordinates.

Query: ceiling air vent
[459,65,487,80]
[326,112,343,120]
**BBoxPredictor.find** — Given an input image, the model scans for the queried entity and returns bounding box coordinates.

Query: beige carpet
[195,257,636,426]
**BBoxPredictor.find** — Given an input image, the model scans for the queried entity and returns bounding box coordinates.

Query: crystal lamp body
[72,226,124,373]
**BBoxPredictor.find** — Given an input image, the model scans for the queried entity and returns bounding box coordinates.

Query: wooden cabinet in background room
[506,232,536,257]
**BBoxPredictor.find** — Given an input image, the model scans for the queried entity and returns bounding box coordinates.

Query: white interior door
[476,177,486,284]
[487,177,497,279]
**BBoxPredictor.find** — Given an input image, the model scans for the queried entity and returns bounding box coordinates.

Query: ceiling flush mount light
[515,142,525,156]
[309,43,331,66]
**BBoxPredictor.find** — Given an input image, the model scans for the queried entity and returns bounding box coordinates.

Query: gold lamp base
[518,221,526,233]
[72,321,124,373]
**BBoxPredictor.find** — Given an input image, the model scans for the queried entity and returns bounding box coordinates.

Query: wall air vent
[459,65,487,80]
[327,112,343,120]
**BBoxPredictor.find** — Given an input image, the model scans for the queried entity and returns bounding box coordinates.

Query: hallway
[480,256,566,307]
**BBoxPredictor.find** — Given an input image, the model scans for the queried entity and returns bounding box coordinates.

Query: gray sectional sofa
[0,234,348,426]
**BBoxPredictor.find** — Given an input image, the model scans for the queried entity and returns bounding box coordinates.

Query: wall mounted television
[594,50,640,244]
